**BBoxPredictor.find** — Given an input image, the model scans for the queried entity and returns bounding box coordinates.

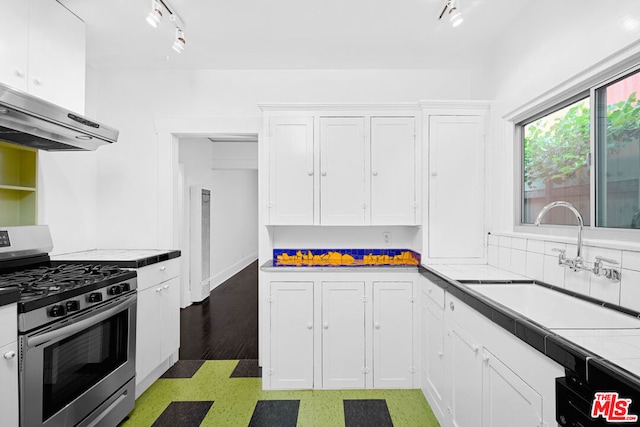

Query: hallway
[179,260,259,360]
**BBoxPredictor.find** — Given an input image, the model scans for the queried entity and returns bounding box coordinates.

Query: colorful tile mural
[273,249,421,267]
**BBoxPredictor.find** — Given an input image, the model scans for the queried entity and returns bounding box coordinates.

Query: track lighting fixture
[146,0,163,28]
[144,0,187,53]
[438,0,464,27]
[172,28,186,53]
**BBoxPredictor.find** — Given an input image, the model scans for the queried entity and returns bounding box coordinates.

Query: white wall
[87,68,478,254]
[478,0,640,234]
[477,1,640,309]
[38,151,98,254]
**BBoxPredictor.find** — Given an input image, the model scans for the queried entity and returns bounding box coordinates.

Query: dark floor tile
[161,360,205,379]
[230,359,262,378]
[344,399,393,427]
[248,400,299,427]
[151,401,213,427]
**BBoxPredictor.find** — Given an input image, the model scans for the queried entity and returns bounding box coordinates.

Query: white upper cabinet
[263,106,420,226]
[371,117,416,225]
[320,117,367,225]
[268,117,315,225]
[427,114,486,260]
[0,1,30,91]
[0,0,86,113]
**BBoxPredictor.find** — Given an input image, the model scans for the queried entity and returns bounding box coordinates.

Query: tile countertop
[422,263,640,397]
[0,286,19,307]
[51,249,181,269]
[261,260,419,272]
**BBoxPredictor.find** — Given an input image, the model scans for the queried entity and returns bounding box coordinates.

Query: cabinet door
[320,117,367,225]
[135,285,162,386]
[28,0,86,113]
[446,318,483,427]
[0,341,18,427]
[268,118,314,225]
[269,281,314,389]
[371,117,416,225]
[160,277,181,362]
[0,0,29,91]
[482,349,543,427]
[428,115,485,259]
[372,281,413,388]
[322,281,366,389]
[421,291,446,422]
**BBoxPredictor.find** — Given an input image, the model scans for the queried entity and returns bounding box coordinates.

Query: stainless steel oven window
[42,310,128,420]
[20,293,136,427]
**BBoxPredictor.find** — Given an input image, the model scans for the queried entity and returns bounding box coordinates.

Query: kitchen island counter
[51,249,181,268]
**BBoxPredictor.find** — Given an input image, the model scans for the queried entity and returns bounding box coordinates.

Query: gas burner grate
[0,263,131,302]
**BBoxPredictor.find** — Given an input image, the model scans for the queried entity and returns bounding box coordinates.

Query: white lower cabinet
[135,259,181,397]
[420,283,446,422]
[419,275,563,427]
[321,281,366,389]
[263,271,416,390]
[268,281,314,389]
[0,304,18,427]
[446,317,483,427]
[373,281,414,388]
[482,348,543,427]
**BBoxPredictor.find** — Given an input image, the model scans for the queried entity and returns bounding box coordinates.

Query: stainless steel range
[0,226,137,427]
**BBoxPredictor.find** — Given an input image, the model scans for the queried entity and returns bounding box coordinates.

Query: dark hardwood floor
[179,260,258,360]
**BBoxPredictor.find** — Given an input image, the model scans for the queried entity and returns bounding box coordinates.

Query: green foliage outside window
[523,92,640,188]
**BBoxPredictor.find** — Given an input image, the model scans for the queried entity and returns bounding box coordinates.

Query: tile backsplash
[487,233,640,312]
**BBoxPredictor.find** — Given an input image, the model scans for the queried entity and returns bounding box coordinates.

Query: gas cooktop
[0,263,137,312]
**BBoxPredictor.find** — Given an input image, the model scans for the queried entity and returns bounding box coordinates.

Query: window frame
[510,59,640,242]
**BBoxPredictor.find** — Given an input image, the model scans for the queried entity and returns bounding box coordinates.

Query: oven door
[20,293,137,427]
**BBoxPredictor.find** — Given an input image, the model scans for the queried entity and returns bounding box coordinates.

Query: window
[522,97,591,225]
[595,72,640,229]
[520,67,640,230]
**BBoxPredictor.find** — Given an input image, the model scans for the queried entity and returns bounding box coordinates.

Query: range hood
[0,82,118,151]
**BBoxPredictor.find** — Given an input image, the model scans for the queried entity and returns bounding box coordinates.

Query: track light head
[438,0,464,27]
[146,0,163,28]
[449,5,464,27]
[172,28,186,53]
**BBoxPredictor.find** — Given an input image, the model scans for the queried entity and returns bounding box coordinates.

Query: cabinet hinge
[266,296,274,304]
[267,202,273,209]
[266,368,275,376]
[361,367,370,374]
[410,297,415,303]
[361,202,367,210]
[361,296,369,303]
[409,366,417,374]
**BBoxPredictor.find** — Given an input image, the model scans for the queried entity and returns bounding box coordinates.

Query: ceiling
[59,0,534,71]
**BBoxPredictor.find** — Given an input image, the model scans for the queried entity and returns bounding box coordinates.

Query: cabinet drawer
[0,304,17,347]
[423,279,445,309]
[136,258,180,291]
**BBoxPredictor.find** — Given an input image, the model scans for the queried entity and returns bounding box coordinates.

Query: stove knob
[66,300,80,312]
[121,282,131,292]
[49,305,67,317]
[108,285,122,295]
[87,292,103,303]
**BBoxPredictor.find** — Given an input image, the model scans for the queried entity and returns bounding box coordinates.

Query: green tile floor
[121,360,440,427]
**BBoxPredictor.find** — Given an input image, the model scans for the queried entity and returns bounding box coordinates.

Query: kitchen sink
[464,282,640,330]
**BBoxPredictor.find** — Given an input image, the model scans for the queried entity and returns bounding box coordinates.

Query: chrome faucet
[534,201,621,282]
[534,201,585,268]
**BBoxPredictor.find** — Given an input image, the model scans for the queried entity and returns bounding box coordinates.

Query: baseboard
[210,252,258,291]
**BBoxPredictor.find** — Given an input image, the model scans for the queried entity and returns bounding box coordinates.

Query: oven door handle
[27,295,136,348]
